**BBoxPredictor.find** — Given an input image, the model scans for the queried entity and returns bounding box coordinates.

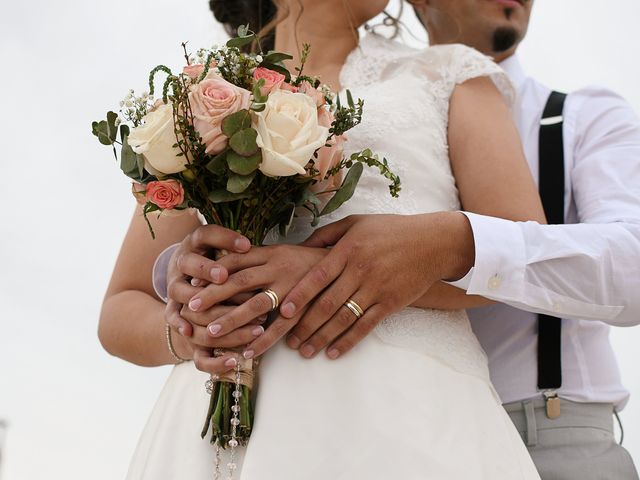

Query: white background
[1,1,639,478]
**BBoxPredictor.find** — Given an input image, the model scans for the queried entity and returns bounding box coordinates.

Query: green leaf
[221,110,252,138]
[260,62,291,82]
[106,111,119,142]
[227,150,262,175]
[262,52,293,64]
[237,24,249,37]
[227,171,256,194]
[121,135,144,181]
[206,151,228,176]
[320,162,363,216]
[299,189,321,207]
[119,124,130,142]
[252,79,268,104]
[278,202,296,237]
[226,35,255,49]
[229,128,259,156]
[209,189,251,203]
[251,104,266,113]
[346,90,355,109]
[92,120,113,146]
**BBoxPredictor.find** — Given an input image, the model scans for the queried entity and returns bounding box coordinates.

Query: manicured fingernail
[208,324,222,336]
[281,302,296,317]
[234,237,251,251]
[178,326,185,336]
[300,344,315,358]
[243,350,255,359]
[189,298,202,311]
[252,326,264,336]
[257,314,268,324]
[191,278,201,287]
[286,334,301,349]
[224,357,238,367]
[327,348,340,360]
[210,266,222,283]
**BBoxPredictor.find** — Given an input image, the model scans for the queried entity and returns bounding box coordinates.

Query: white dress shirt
[452,55,640,408]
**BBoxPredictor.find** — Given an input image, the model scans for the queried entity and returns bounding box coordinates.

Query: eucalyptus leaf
[209,189,251,203]
[229,128,259,156]
[262,52,293,64]
[227,150,262,175]
[251,104,266,113]
[92,120,113,146]
[252,79,268,104]
[119,124,130,142]
[107,111,119,142]
[320,162,363,216]
[299,189,321,207]
[121,135,143,180]
[227,171,257,193]
[206,151,228,176]
[226,35,255,49]
[221,110,252,138]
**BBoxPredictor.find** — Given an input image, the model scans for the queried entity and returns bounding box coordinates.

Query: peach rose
[253,67,285,96]
[146,180,185,210]
[280,82,299,93]
[315,108,345,180]
[298,81,325,107]
[183,64,205,79]
[189,78,251,155]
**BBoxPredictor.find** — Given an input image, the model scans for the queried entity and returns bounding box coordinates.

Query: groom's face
[415,0,533,61]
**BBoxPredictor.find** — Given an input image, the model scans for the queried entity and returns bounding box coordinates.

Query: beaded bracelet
[165,323,189,363]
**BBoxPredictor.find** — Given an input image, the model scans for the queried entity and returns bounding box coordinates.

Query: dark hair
[209,0,279,51]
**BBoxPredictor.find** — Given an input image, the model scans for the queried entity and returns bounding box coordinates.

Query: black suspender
[537,91,567,418]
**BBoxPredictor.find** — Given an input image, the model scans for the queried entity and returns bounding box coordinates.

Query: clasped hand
[166,213,472,376]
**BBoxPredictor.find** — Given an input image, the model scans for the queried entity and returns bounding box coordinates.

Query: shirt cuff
[152,243,180,303]
[454,212,528,299]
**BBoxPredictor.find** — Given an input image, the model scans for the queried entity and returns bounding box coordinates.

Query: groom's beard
[492,26,518,53]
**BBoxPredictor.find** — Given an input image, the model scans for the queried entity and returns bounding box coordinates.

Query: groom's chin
[491,26,519,53]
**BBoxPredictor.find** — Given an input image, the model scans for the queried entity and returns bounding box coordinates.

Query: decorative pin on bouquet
[92,25,400,477]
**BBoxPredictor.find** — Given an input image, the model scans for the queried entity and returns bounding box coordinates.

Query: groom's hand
[278,212,475,359]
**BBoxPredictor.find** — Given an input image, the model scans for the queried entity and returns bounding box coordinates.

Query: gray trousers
[504,398,639,480]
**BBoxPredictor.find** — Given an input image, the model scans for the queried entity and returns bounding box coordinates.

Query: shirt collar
[499,54,527,91]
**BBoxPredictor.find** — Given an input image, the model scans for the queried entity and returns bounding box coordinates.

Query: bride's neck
[274,1,359,90]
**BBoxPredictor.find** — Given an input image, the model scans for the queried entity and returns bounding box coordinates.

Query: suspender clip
[543,390,561,419]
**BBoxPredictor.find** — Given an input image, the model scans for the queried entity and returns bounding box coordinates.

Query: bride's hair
[209,0,286,52]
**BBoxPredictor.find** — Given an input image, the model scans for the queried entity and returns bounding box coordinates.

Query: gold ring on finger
[263,289,280,311]
[344,298,364,319]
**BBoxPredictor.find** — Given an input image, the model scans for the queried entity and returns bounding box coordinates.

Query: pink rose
[189,78,251,155]
[298,81,325,107]
[131,182,147,205]
[146,180,185,210]
[314,108,345,180]
[253,67,286,96]
[183,64,205,79]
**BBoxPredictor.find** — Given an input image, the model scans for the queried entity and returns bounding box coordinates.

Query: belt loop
[523,400,538,447]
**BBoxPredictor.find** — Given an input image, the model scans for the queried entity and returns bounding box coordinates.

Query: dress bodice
[283,34,514,382]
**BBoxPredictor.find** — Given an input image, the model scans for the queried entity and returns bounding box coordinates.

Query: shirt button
[487,275,501,290]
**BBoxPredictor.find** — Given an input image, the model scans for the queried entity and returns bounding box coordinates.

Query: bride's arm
[99,206,201,366]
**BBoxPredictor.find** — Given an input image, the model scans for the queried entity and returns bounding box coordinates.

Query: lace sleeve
[420,44,515,109]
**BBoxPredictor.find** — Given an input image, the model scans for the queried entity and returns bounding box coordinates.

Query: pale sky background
[1,1,639,479]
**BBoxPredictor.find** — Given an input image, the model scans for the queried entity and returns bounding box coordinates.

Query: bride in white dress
[100,1,546,479]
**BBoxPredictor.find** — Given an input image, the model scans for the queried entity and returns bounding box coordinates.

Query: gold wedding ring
[263,289,280,311]
[344,298,364,319]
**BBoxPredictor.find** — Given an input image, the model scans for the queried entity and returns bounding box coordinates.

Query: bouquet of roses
[92,26,400,454]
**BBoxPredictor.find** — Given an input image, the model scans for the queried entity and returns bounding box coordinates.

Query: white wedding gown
[126,34,540,479]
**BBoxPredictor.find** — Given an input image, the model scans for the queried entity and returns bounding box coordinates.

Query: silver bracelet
[165,323,189,364]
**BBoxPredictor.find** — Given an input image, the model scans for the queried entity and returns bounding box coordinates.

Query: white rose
[128,103,188,175]
[253,90,329,177]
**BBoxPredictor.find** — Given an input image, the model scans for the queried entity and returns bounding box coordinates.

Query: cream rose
[128,104,188,175]
[253,90,329,177]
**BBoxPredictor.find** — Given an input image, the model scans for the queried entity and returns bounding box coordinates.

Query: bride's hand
[271,213,475,360]
[184,244,329,360]
[165,224,252,336]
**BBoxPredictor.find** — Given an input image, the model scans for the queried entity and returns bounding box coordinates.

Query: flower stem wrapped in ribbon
[92,28,401,452]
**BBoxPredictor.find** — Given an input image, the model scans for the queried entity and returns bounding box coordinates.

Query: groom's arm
[451,87,640,327]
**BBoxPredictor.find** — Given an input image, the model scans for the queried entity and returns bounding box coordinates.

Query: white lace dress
[126,34,540,480]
